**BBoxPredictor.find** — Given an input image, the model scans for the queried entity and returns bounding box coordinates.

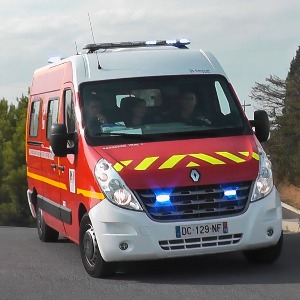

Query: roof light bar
[83,39,190,52]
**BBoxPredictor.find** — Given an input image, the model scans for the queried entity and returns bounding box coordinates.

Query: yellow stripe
[121,160,133,166]
[27,170,104,200]
[186,162,200,167]
[252,152,259,160]
[159,155,186,169]
[216,152,245,163]
[114,162,124,172]
[239,151,249,157]
[27,171,67,190]
[77,189,104,200]
[135,157,159,170]
[189,153,225,165]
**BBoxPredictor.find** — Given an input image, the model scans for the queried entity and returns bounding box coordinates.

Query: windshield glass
[80,75,250,145]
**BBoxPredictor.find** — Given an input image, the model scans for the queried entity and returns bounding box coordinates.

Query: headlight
[95,159,143,211]
[251,147,274,201]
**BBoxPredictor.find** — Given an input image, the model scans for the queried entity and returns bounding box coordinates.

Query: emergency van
[26,39,282,278]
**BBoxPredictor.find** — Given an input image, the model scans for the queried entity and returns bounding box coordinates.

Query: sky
[0,0,299,118]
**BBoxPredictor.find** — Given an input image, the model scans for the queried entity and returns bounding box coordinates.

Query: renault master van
[26,39,282,278]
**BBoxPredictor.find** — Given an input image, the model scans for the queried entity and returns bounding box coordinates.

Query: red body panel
[95,135,259,189]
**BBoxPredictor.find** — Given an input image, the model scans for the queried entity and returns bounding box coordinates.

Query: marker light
[156,194,170,203]
[48,56,63,64]
[146,40,157,45]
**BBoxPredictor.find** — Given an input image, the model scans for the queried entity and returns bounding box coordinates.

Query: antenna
[88,13,101,69]
[75,42,79,55]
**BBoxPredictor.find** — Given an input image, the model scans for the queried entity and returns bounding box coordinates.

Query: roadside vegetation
[0,46,299,226]
[251,46,300,210]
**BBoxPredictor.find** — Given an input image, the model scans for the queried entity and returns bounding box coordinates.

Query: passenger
[120,97,147,127]
[167,91,198,122]
[85,95,107,134]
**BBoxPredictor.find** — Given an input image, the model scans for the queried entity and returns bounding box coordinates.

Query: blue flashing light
[223,188,237,199]
[156,194,170,203]
[152,190,174,209]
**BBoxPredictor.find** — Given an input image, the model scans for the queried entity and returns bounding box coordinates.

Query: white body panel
[90,187,282,262]
[35,47,229,95]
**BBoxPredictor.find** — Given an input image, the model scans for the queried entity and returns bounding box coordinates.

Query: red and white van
[26,39,282,277]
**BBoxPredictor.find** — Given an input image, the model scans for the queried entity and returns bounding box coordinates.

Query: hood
[94,135,259,190]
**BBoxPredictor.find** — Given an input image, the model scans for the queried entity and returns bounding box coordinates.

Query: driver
[85,95,108,134]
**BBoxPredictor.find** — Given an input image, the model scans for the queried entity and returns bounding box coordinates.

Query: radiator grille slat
[135,181,252,221]
[159,234,243,250]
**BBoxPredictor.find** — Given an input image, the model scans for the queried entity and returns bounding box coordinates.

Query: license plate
[175,222,228,238]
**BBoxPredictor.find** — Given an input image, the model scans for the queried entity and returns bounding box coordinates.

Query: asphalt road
[0,227,300,300]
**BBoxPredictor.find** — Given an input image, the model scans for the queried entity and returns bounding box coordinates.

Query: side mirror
[250,110,270,142]
[50,124,69,157]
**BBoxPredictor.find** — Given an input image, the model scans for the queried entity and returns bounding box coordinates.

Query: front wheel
[79,213,116,278]
[243,231,283,264]
[37,207,59,242]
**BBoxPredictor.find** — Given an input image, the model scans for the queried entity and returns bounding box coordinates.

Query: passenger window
[64,90,76,133]
[29,100,41,137]
[46,99,59,139]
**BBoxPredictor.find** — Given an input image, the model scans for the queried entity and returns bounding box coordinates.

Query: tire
[37,207,59,242]
[79,213,116,278]
[243,231,283,264]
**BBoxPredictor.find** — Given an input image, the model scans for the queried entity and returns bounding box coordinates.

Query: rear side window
[29,100,41,137]
[46,99,59,139]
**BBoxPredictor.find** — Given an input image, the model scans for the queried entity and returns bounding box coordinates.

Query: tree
[250,46,300,186]
[250,75,286,127]
[0,95,31,226]
[273,46,300,185]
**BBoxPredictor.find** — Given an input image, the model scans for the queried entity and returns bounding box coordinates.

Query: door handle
[58,165,65,171]
[50,163,57,170]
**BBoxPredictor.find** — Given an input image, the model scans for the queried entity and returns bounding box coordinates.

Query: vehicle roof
[34,46,229,89]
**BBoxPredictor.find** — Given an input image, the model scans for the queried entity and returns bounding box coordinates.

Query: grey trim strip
[27,140,43,146]
[37,196,72,225]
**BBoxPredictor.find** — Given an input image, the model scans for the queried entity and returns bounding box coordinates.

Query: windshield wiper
[92,132,153,140]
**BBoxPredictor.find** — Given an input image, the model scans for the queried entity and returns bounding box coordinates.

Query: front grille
[159,233,243,250]
[135,181,252,221]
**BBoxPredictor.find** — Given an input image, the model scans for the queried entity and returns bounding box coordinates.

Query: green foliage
[0,95,33,226]
[258,46,300,186]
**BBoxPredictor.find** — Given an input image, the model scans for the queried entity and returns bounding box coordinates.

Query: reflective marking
[216,152,246,163]
[114,162,124,172]
[135,156,159,170]
[159,155,186,169]
[239,151,249,157]
[252,152,259,160]
[186,162,200,167]
[114,160,133,171]
[121,160,133,166]
[189,153,225,165]
[77,189,104,200]
[27,171,67,190]
[27,169,104,200]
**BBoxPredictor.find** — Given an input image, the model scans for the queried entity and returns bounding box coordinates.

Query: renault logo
[190,169,200,182]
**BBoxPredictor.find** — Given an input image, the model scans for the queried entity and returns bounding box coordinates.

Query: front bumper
[89,187,282,262]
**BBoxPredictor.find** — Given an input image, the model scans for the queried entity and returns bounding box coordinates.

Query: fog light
[267,228,274,237]
[119,242,128,250]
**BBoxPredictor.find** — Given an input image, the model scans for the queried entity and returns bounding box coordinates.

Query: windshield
[80,75,251,145]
